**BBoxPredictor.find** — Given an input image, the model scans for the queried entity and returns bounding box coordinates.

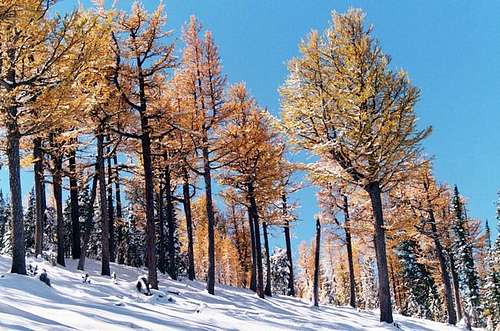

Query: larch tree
[280,9,430,323]
[111,2,175,288]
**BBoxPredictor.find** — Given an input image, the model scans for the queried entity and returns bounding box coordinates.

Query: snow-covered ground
[0,255,477,331]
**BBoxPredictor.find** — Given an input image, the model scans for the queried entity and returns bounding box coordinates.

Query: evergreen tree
[451,186,482,326]
[23,189,36,254]
[125,208,145,268]
[0,191,7,252]
[1,202,12,255]
[360,257,378,310]
[483,194,500,329]
[396,240,443,321]
[270,248,290,295]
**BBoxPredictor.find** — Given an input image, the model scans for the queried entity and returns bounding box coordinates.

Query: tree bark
[343,195,357,308]
[97,132,110,276]
[113,154,125,264]
[248,182,264,298]
[69,148,81,259]
[106,139,115,263]
[263,221,272,297]
[50,145,65,267]
[202,144,216,294]
[248,207,257,292]
[182,167,195,280]
[33,137,46,257]
[77,168,98,271]
[365,181,393,324]
[7,105,26,275]
[313,218,321,307]
[157,185,166,275]
[448,250,463,321]
[282,194,295,296]
[139,114,158,289]
[164,164,177,280]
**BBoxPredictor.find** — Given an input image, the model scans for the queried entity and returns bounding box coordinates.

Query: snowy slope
[0,255,477,331]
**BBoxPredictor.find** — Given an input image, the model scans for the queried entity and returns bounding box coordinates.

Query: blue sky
[1,1,499,252]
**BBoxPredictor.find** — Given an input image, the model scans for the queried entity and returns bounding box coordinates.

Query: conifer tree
[23,189,36,253]
[280,9,430,323]
[483,194,500,329]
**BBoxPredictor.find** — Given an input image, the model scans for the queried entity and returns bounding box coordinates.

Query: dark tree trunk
[113,154,125,264]
[182,167,195,280]
[50,141,65,267]
[33,137,46,257]
[248,182,264,298]
[263,221,272,297]
[164,164,177,280]
[69,148,81,259]
[248,207,257,292]
[140,114,158,289]
[343,195,357,308]
[313,218,321,307]
[106,139,115,263]
[390,261,400,309]
[97,133,110,276]
[157,185,166,275]
[202,145,216,294]
[7,105,26,275]
[77,167,98,271]
[448,250,463,321]
[365,181,393,324]
[282,194,295,296]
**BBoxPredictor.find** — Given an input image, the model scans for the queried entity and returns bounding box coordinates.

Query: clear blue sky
[2,1,499,252]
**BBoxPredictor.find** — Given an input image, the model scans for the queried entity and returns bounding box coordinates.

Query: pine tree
[23,189,36,254]
[1,202,12,255]
[451,186,482,326]
[0,191,7,252]
[396,240,443,321]
[270,248,290,295]
[360,257,379,310]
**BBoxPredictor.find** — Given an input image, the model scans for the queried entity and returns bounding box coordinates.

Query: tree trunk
[313,218,321,307]
[343,195,357,308]
[164,164,177,280]
[97,132,110,276]
[448,250,463,321]
[389,260,400,309]
[106,139,115,263]
[248,207,257,292]
[77,167,98,271]
[248,182,264,298]
[51,147,65,267]
[282,194,295,296]
[263,221,272,297]
[113,154,125,264]
[202,145,216,294]
[182,167,195,280]
[69,148,81,260]
[33,137,46,257]
[365,181,393,324]
[157,185,166,275]
[140,114,158,289]
[7,106,26,275]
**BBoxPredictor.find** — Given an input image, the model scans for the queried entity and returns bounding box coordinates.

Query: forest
[0,1,498,330]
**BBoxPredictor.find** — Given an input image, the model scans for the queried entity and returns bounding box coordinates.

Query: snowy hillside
[0,255,477,331]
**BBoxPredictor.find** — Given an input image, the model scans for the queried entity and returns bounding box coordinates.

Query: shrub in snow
[136,276,152,296]
[27,264,38,276]
[39,269,51,287]
[112,272,117,284]
[82,273,91,284]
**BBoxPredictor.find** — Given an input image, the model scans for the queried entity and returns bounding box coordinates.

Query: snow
[0,255,481,330]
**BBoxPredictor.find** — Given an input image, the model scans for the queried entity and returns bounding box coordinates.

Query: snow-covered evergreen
[270,247,290,295]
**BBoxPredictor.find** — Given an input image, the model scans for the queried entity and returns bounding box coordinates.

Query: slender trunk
[248,182,264,298]
[182,167,195,280]
[113,154,125,264]
[263,221,272,297]
[313,218,321,307]
[202,145,216,294]
[34,137,46,257]
[448,251,463,321]
[50,144,65,267]
[7,105,26,274]
[164,164,177,280]
[248,207,257,291]
[390,261,400,309]
[343,195,357,308]
[69,148,81,259]
[157,184,166,275]
[282,194,295,296]
[140,114,158,289]
[77,167,98,271]
[106,139,115,263]
[97,133,110,276]
[365,181,393,324]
